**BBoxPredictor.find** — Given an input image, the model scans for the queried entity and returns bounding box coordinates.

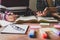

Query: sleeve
[55,0,60,6]
[36,0,48,11]
[56,6,60,13]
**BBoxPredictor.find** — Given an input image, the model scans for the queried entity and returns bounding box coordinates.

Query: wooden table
[0,23,60,40]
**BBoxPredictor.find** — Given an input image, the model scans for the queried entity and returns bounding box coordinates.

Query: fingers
[43,7,48,12]
[42,7,48,16]
[43,7,48,13]
[36,7,48,17]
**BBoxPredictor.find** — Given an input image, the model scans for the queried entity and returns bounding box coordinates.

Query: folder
[1,24,29,34]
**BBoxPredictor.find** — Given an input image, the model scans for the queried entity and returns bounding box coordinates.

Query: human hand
[36,7,48,17]
[42,7,48,16]
[36,11,43,16]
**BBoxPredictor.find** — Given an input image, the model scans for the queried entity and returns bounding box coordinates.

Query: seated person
[36,7,60,19]
[36,0,60,19]
[52,7,60,19]
[36,0,52,17]
[36,7,48,17]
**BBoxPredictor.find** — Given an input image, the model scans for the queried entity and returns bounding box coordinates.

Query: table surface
[0,23,60,40]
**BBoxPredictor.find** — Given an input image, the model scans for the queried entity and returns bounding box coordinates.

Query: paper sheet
[0,20,12,27]
[40,23,50,25]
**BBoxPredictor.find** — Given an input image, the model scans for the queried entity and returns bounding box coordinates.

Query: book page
[37,17,45,21]
[37,17,54,21]
[37,17,58,22]
[15,16,37,21]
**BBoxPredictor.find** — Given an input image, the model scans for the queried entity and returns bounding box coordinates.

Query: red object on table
[42,33,48,39]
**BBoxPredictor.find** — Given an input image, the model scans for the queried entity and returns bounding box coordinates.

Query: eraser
[40,30,48,39]
[40,23,49,25]
[54,25,60,28]
[30,26,41,29]
[42,33,47,38]
[28,30,36,38]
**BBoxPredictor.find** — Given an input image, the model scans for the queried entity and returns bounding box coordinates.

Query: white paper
[0,20,12,27]
[0,5,6,8]
[46,20,58,22]
[40,23,50,25]
[1,24,28,34]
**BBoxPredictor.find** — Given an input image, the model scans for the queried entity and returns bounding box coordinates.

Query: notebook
[1,24,29,34]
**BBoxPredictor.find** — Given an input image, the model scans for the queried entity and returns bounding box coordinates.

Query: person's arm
[52,13,60,19]
[42,7,49,16]
[36,7,48,17]
[36,11,43,16]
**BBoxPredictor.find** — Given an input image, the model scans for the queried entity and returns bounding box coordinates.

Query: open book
[15,16,38,23]
[15,16,58,23]
[1,24,29,34]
